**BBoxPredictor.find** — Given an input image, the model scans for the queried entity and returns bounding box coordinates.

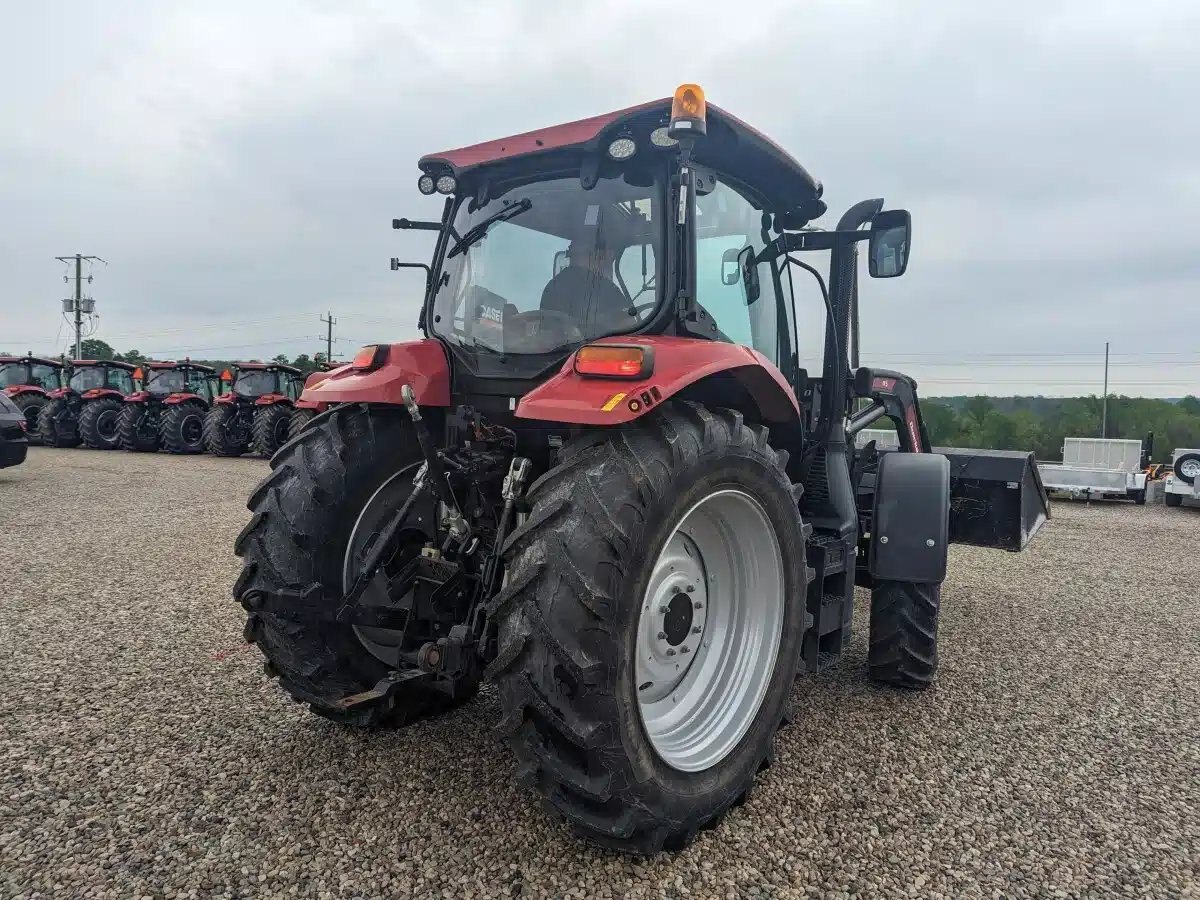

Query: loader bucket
[937,447,1050,552]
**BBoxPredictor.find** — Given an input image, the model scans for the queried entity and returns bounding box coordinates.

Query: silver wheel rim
[1181,459,1200,479]
[343,464,430,666]
[635,488,784,773]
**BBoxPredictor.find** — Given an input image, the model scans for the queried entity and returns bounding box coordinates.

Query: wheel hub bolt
[692,626,702,634]
[659,605,669,614]
[694,601,703,610]
[657,631,667,640]
[672,585,682,594]
[666,648,677,657]
[680,646,690,654]
[686,585,695,593]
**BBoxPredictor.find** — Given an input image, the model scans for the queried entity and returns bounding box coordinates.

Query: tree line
[3,339,334,375]
[919,395,1200,462]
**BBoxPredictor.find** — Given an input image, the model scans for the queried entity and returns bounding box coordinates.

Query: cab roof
[419,97,825,222]
[0,355,62,367]
[144,360,217,373]
[234,362,302,375]
[71,359,138,371]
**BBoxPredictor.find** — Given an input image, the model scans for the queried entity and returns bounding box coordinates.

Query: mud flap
[939,447,1050,552]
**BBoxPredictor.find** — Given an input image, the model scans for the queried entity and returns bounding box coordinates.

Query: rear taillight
[574,344,653,379]
[352,345,388,371]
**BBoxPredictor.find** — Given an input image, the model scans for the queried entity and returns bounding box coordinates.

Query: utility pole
[55,254,103,359]
[1101,341,1109,438]
[319,311,336,362]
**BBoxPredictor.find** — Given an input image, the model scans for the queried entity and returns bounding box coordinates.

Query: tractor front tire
[251,404,291,458]
[11,394,48,445]
[233,404,478,727]
[37,398,81,448]
[868,580,941,689]
[117,404,160,452]
[491,402,808,853]
[203,405,249,456]
[161,402,207,454]
[289,407,317,440]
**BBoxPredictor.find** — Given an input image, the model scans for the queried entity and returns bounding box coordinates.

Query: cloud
[1,0,1197,394]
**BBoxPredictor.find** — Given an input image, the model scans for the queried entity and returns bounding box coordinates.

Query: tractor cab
[0,354,65,441]
[139,361,217,402]
[65,360,136,396]
[223,363,303,402]
[0,354,63,392]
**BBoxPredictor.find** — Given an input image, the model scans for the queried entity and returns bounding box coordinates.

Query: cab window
[694,180,790,367]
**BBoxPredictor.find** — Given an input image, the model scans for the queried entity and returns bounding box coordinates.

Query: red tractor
[203,362,303,457]
[233,85,1048,853]
[287,363,341,439]
[117,361,220,453]
[0,353,65,445]
[39,359,137,449]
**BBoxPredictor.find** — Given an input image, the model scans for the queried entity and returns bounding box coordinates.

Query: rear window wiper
[446,199,532,259]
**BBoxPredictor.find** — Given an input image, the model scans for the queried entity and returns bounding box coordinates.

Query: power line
[53,254,104,358]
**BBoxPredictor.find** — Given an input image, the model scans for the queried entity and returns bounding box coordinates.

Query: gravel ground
[2,448,1198,899]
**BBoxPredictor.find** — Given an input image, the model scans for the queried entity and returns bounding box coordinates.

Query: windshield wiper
[446,199,532,259]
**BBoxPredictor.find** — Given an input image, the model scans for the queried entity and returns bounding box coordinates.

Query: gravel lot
[2,448,1198,899]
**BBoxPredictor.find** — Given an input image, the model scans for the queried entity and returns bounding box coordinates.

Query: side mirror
[721,247,741,285]
[553,250,569,277]
[720,246,761,304]
[868,209,911,278]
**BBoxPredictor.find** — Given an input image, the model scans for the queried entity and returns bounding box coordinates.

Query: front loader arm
[848,367,931,453]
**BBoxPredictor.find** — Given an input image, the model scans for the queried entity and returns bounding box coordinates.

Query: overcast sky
[2,1,1197,396]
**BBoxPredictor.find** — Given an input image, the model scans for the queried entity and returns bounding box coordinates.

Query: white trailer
[1038,437,1148,504]
[854,427,899,450]
[1164,447,1200,508]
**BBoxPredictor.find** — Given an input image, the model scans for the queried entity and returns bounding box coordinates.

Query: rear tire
[233,404,478,727]
[79,398,125,450]
[11,393,47,446]
[289,407,317,440]
[1165,492,1183,508]
[117,403,160,452]
[203,405,250,456]
[868,580,940,689]
[161,402,207,454]
[37,398,81,448]
[491,402,808,853]
[251,404,291,458]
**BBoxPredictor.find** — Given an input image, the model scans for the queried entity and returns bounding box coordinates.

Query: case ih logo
[872,377,897,392]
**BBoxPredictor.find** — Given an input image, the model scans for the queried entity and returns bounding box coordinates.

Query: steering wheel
[506,309,584,350]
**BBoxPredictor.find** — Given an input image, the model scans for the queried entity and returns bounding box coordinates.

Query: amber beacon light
[669,83,707,139]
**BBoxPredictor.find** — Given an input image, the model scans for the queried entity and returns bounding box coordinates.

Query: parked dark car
[0,392,29,469]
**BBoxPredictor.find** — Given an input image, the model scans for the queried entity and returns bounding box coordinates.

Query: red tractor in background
[287,362,342,439]
[117,360,220,454]
[39,360,137,449]
[233,85,1048,853]
[203,362,304,457]
[0,353,65,445]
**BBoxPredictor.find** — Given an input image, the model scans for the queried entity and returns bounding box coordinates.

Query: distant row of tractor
[0,353,329,458]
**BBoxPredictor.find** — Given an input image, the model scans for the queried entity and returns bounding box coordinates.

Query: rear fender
[82,388,124,401]
[294,398,328,412]
[213,393,238,406]
[515,336,800,426]
[254,393,291,407]
[47,387,72,400]
[3,385,49,398]
[124,391,152,403]
[301,339,450,407]
[163,393,206,406]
